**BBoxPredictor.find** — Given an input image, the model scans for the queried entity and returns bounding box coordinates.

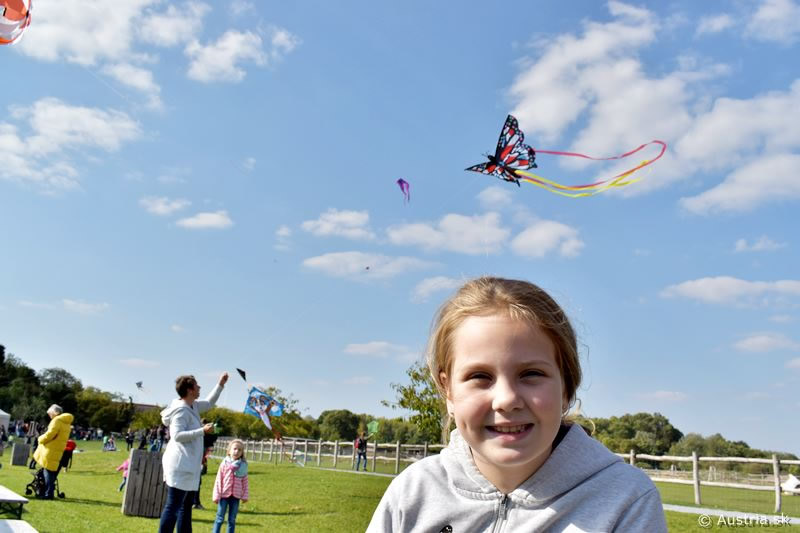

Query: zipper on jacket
[491,495,509,533]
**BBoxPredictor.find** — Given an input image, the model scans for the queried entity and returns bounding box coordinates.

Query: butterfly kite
[396,179,410,204]
[466,115,666,198]
[1,0,32,45]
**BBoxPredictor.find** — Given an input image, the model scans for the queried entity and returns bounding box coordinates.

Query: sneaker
[193,503,205,510]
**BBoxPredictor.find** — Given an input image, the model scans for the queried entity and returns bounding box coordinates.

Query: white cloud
[102,63,163,110]
[231,1,256,16]
[343,376,373,385]
[176,210,233,229]
[734,333,800,353]
[140,196,191,216]
[302,252,436,280]
[639,390,687,402]
[170,324,185,333]
[387,213,510,255]
[18,300,57,310]
[411,276,463,303]
[242,157,256,171]
[274,225,292,250]
[301,209,375,240]
[680,154,800,214]
[770,314,794,323]
[696,14,735,35]
[510,220,585,259]
[270,27,301,60]
[119,358,160,368]
[746,0,800,44]
[477,186,513,210]
[1,98,141,191]
[344,342,414,360]
[787,358,800,369]
[138,2,210,47]
[661,276,800,306]
[62,299,110,315]
[734,236,787,252]
[185,30,266,83]
[17,0,159,65]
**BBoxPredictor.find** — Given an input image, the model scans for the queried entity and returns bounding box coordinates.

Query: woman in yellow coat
[33,404,74,499]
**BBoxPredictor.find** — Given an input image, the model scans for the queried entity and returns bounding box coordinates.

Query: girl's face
[231,444,243,459]
[443,314,566,490]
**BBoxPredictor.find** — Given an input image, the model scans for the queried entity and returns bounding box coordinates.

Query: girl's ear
[439,372,455,415]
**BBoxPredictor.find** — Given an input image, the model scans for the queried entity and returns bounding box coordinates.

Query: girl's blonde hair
[227,439,247,462]
[427,277,582,441]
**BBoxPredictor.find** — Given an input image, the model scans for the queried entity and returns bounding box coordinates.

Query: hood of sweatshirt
[160,398,198,427]
[442,423,622,506]
[52,412,74,429]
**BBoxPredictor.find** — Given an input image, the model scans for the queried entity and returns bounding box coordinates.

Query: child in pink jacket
[212,439,249,533]
[116,457,130,491]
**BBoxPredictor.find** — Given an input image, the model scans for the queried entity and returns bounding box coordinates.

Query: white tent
[782,474,800,495]
[0,408,9,432]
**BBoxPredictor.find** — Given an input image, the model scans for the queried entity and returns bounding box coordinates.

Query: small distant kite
[1,0,32,45]
[135,381,144,390]
[367,420,379,436]
[236,368,247,382]
[396,179,410,204]
[466,115,666,198]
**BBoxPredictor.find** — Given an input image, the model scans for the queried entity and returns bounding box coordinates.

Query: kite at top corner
[1,0,32,45]
[465,114,666,198]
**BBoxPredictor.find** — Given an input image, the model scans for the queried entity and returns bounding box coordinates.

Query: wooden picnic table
[0,486,28,520]
[0,519,38,532]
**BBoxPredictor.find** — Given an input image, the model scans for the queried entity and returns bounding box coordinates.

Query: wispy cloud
[274,225,292,251]
[734,236,787,252]
[343,376,373,385]
[746,0,800,44]
[696,14,735,36]
[138,2,210,47]
[734,333,800,353]
[140,196,191,216]
[170,324,185,333]
[119,358,160,368]
[511,220,585,259]
[477,186,513,210]
[62,299,110,315]
[787,358,800,369]
[411,276,463,303]
[639,390,688,402]
[176,210,233,229]
[303,252,436,280]
[301,209,375,240]
[661,276,800,306]
[387,213,509,255]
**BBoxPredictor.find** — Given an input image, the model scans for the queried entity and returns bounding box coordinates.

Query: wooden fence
[212,437,800,513]
[122,449,167,518]
[212,437,444,475]
[615,449,800,513]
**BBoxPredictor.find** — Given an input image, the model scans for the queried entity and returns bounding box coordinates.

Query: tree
[318,409,360,441]
[383,360,444,444]
[39,367,83,417]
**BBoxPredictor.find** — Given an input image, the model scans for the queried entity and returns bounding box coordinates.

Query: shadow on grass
[54,497,122,509]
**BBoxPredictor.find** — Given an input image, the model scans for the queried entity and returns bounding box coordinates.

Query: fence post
[273,439,278,465]
[303,440,308,464]
[692,451,702,505]
[351,439,356,469]
[333,441,339,468]
[291,439,297,462]
[629,449,635,466]
[259,440,264,461]
[773,454,781,514]
[268,439,273,462]
[317,440,322,467]
[279,440,284,463]
[370,441,377,472]
[395,441,401,474]
[423,441,428,459]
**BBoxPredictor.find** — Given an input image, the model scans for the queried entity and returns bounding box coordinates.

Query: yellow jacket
[34,413,74,471]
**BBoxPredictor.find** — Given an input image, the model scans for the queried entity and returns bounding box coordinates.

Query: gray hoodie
[160,383,223,491]
[367,424,667,533]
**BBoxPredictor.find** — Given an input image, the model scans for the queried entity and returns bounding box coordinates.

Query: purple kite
[396,178,410,204]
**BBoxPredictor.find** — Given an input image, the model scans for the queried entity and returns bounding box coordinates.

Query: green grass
[2,443,797,532]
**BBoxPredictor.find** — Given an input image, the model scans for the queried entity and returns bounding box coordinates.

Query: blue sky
[1,1,799,454]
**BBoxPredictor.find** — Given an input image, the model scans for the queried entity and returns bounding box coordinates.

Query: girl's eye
[522,369,544,378]
[467,372,491,381]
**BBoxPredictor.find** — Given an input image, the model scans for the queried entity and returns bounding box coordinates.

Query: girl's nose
[491,378,523,412]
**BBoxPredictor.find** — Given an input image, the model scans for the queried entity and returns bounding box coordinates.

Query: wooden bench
[0,519,38,532]
[0,486,28,520]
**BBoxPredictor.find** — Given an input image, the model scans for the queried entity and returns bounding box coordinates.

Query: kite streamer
[466,115,666,197]
[1,0,32,45]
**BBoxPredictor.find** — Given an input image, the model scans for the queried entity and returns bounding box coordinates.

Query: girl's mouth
[487,423,534,435]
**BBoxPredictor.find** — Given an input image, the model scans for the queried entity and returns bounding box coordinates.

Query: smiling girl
[367,277,666,532]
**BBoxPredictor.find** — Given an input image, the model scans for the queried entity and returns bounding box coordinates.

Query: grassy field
[1,441,797,532]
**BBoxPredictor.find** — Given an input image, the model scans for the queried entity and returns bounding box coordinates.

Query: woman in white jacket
[159,372,228,533]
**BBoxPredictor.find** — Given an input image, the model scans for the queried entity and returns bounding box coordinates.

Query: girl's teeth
[494,425,526,433]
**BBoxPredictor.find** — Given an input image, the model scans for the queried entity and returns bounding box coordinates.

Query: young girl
[212,439,249,533]
[368,277,667,532]
[116,457,130,491]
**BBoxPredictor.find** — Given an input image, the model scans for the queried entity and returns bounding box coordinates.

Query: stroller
[25,468,65,499]
[25,448,71,499]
